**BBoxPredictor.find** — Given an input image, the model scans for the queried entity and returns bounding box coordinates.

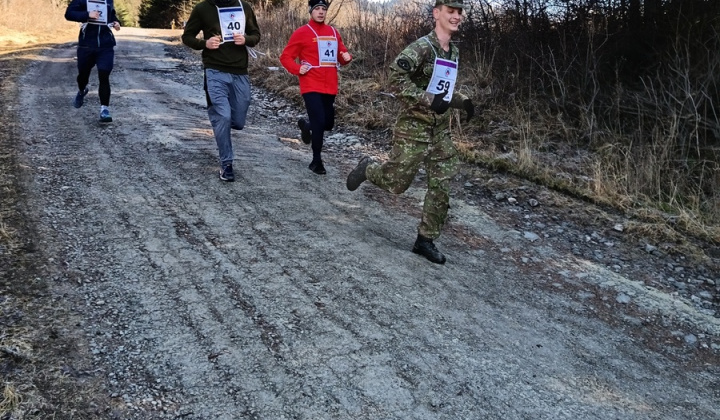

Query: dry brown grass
[0,2,77,46]
[335,78,397,129]
[450,93,720,250]
[0,384,21,416]
[0,45,36,420]
[0,220,13,243]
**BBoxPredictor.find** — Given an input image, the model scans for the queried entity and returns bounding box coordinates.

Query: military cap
[435,0,465,9]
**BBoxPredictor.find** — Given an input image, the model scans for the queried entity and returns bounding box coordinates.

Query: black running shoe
[220,163,235,182]
[298,118,312,144]
[308,161,326,175]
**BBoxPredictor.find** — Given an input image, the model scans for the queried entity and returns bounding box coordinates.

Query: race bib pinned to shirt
[426,58,458,102]
[87,0,108,25]
[316,36,338,67]
[306,24,339,68]
[217,5,246,43]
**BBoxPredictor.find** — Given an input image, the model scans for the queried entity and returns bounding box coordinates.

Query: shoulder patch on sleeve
[396,58,411,71]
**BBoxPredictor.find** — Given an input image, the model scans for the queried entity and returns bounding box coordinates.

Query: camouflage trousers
[366,115,458,239]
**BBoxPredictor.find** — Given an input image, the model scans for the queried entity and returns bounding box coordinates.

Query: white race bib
[87,0,108,25]
[316,36,338,67]
[306,24,339,68]
[426,58,458,102]
[218,5,245,43]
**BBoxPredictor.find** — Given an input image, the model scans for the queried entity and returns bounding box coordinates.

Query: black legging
[302,92,336,163]
[77,68,111,106]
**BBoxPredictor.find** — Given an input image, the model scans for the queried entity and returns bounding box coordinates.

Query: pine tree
[138,0,190,29]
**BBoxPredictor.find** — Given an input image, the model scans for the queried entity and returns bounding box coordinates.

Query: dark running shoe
[74,87,89,109]
[412,234,446,264]
[220,163,235,182]
[298,118,312,144]
[309,161,326,175]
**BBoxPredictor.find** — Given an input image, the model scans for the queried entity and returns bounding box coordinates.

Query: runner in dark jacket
[182,0,261,182]
[65,0,121,123]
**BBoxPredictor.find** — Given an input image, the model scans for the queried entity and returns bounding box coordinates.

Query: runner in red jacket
[279,0,352,175]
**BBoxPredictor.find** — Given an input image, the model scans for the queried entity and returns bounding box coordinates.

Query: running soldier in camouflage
[346,0,475,264]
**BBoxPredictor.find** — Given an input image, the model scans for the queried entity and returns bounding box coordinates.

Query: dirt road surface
[7,28,719,419]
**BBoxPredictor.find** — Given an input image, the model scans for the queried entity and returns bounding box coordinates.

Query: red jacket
[279,20,351,95]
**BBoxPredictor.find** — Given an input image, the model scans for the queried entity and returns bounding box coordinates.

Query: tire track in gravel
[14,28,719,419]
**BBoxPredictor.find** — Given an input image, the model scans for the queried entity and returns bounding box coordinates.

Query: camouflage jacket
[389,30,468,124]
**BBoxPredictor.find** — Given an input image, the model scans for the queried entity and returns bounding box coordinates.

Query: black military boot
[346,156,374,191]
[412,234,446,264]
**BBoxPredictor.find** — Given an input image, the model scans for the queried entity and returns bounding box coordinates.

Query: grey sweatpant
[205,68,251,165]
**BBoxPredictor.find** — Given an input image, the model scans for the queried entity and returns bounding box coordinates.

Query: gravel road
[12,27,719,419]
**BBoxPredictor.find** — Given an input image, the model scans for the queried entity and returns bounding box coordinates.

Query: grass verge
[0,29,118,419]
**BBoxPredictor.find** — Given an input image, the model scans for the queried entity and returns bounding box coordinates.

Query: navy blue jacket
[65,0,119,48]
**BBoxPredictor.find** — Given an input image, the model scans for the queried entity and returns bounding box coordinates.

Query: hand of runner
[430,89,451,114]
[463,99,474,122]
[109,21,120,31]
[206,35,221,50]
[232,33,245,45]
[89,10,100,19]
[299,63,311,75]
[341,51,352,62]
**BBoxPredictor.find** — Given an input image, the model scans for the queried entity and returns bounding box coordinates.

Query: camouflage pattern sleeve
[388,40,435,108]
